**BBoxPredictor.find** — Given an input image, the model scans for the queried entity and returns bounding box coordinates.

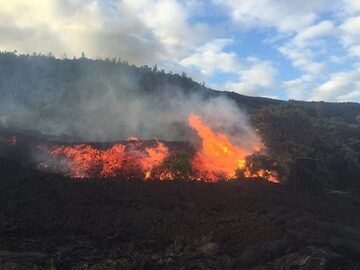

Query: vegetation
[253,103,360,191]
[157,149,195,180]
[1,51,360,192]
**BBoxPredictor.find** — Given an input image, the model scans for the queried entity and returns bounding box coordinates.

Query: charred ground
[1,155,360,269]
[0,52,360,269]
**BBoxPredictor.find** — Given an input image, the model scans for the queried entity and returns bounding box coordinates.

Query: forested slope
[0,51,360,191]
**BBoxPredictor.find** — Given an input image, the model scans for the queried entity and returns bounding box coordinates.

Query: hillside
[1,51,359,123]
[1,52,360,269]
[0,52,360,192]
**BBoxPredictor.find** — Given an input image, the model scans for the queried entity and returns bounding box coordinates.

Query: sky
[0,0,360,102]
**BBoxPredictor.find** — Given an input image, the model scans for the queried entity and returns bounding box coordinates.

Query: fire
[189,114,250,180]
[39,114,278,183]
[141,142,169,180]
[11,136,17,145]
[47,141,169,179]
[188,114,278,183]
[0,136,17,145]
[99,144,126,177]
[126,136,140,142]
[244,169,279,183]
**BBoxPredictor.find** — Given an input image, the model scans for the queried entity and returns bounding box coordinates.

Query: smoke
[0,58,260,153]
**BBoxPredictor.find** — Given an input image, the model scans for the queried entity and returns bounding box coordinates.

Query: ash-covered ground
[0,129,360,269]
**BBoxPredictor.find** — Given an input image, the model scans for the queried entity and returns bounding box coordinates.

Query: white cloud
[329,55,348,63]
[278,20,336,74]
[179,36,278,96]
[0,0,360,102]
[340,16,360,46]
[180,39,240,76]
[214,0,325,32]
[279,44,326,74]
[222,58,278,96]
[123,0,211,59]
[311,67,360,101]
[292,20,336,47]
[349,45,360,57]
[283,74,314,100]
[341,0,360,14]
[0,0,212,66]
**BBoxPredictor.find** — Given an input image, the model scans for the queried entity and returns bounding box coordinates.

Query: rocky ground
[0,156,360,270]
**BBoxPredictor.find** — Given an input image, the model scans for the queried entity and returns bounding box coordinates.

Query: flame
[141,142,168,171]
[101,144,126,177]
[244,168,279,183]
[127,136,140,142]
[0,136,17,146]
[140,142,169,180]
[50,144,104,178]
[48,141,169,179]
[188,114,250,180]
[144,171,151,179]
[188,114,278,183]
[39,114,279,183]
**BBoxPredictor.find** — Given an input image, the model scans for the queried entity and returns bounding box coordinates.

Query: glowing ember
[0,136,17,145]
[47,141,169,179]
[50,144,104,178]
[141,142,169,180]
[127,136,140,142]
[100,144,126,177]
[244,168,279,183]
[11,136,17,145]
[39,114,279,183]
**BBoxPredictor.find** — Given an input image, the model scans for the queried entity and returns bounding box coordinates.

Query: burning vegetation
[38,114,278,183]
[1,54,360,270]
[188,114,278,182]
[0,136,17,145]
[44,141,169,180]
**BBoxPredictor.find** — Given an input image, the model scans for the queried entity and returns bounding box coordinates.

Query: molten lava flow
[48,141,170,179]
[188,114,278,182]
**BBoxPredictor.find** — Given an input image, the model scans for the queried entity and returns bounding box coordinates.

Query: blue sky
[0,0,360,102]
